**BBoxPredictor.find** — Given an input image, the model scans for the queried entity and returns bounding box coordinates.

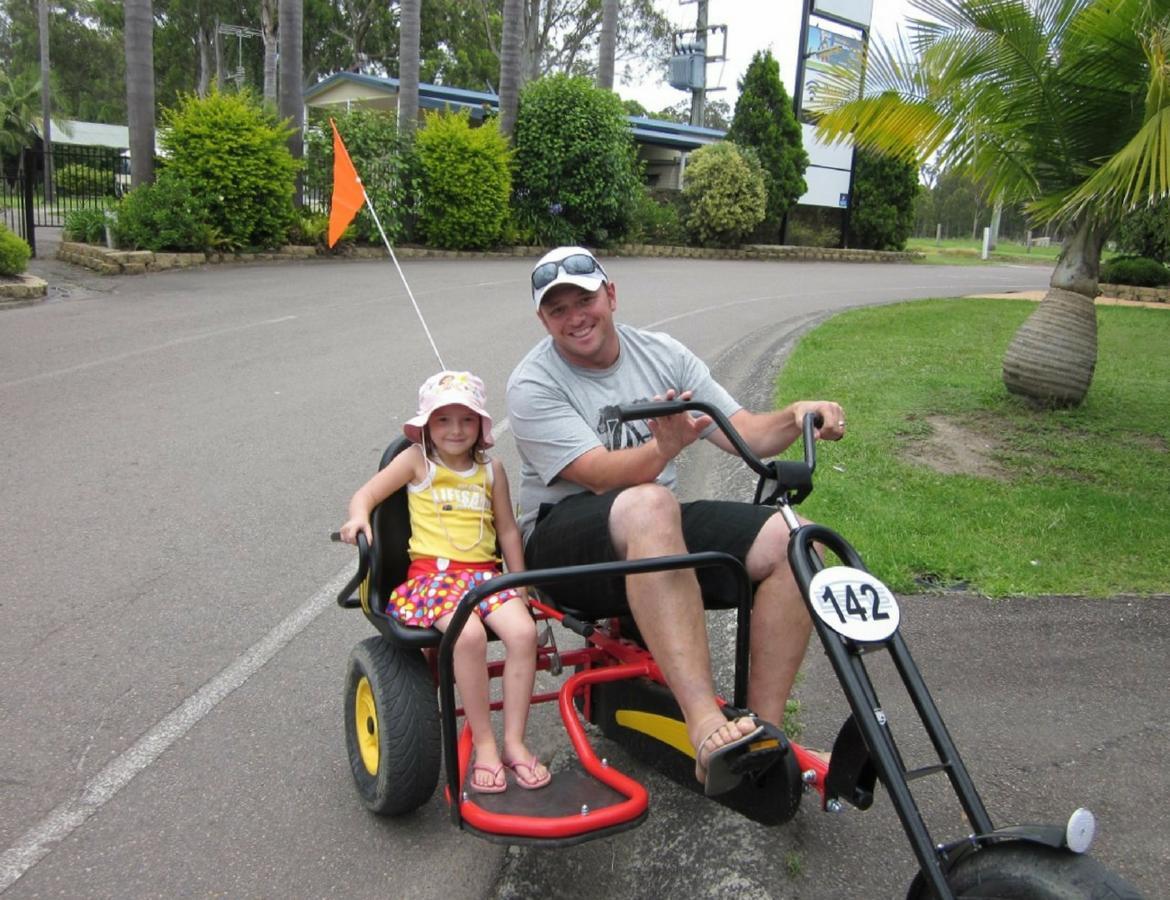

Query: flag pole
[356,186,445,370]
[327,118,445,370]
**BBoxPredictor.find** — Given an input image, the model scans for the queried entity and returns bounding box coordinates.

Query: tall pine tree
[728,50,807,243]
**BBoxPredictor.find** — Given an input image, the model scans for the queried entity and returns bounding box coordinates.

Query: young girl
[339,370,550,794]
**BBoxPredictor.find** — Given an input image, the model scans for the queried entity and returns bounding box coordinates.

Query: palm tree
[278,0,303,204]
[124,0,156,189]
[812,0,1170,407]
[0,72,41,158]
[598,0,619,90]
[398,0,420,141]
[499,0,523,139]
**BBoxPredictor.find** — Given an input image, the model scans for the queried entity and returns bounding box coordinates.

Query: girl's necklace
[430,456,488,554]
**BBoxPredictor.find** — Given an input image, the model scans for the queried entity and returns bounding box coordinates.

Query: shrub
[681,141,766,247]
[63,207,111,245]
[0,223,31,275]
[161,89,299,250]
[848,150,920,251]
[1099,255,1170,287]
[1112,198,1170,262]
[414,111,511,249]
[55,162,116,197]
[627,188,686,245]
[113,172,212,252]
[304,108,410,245]
[287,210,330,248]
[513,74,643,246]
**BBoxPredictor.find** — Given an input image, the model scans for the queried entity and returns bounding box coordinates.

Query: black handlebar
[333,531,368,608]
[614,400,822,507]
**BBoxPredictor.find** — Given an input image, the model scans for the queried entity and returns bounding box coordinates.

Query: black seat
[367,437,443,648]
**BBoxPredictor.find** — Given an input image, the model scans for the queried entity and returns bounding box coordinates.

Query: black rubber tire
[343,636,440,816]
[911,842,1143,899]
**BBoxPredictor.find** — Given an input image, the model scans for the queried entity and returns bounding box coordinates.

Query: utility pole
[217,23,262,87]
[668,1,726,128]
[690,0,707,127]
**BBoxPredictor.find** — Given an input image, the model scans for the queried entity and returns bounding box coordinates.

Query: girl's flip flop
[469,762,507,794]
[503,756,551,790]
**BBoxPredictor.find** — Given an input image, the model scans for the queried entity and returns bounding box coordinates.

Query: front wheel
[908,842,1143,899]
[343,636,440,816]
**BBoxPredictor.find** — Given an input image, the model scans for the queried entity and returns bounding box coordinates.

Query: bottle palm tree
[398,0,420,141]
[811,0,1170,407]
[124,0,156,190]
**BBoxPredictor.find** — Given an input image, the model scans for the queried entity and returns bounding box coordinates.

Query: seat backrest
[367,437,414,615]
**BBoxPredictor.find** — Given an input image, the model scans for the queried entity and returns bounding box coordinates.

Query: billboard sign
[801,24,865,118]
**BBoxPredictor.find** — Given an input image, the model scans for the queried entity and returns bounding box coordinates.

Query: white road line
[0,315,299,391]
[0,567,351,893]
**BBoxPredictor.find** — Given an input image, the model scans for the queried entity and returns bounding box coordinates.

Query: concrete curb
[0,272,48,308]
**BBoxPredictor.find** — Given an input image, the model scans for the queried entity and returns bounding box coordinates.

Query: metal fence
[1,145,123,256]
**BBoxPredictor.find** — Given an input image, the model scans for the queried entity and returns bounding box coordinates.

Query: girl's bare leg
[434,613,502,790]
[485,598,548,783]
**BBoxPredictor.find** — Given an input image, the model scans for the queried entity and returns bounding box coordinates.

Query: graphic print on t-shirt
[597,402,652,450]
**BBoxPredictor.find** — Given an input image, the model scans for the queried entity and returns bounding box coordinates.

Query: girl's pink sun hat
[403,370,495,449]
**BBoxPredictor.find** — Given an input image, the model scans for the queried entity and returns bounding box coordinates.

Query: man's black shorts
[524,489,775,615]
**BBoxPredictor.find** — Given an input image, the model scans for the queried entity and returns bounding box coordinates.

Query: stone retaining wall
[1098,282,1169,303]
[55,240,922,275]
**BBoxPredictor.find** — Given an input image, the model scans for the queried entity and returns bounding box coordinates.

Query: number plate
[808,566,901,643]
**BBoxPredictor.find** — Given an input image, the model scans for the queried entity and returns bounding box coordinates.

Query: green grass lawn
[904,236,1126,267]
[774,298,1170,597]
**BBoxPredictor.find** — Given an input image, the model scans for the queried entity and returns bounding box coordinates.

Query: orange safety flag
[327,118,365,248]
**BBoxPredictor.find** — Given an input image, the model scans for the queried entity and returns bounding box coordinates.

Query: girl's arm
[338,445,426,545]
[490,460,528,600]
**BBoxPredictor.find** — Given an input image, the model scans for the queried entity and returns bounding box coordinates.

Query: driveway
[2,250,1160,898]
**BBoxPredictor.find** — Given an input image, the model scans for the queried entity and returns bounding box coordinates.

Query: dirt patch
[900,415,1010,479]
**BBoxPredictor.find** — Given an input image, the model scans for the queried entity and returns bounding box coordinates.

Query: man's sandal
[694,717,766,797]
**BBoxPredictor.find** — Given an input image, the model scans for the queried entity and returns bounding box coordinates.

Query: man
[506,246,846,794]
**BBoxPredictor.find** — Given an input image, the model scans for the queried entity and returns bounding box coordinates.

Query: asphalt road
[1,250,1162,898]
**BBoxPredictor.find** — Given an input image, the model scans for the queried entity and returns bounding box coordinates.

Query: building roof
[304,71,725,150]
[36,118,129,149]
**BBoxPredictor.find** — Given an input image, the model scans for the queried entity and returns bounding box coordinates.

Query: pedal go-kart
[334,401,1141,898]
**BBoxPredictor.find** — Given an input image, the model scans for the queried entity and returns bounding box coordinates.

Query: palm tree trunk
[499,0,523,139]
[262,0,278,106]
[398,0,420,141]
[124,0,155,189]
[597,0,618,90]
[278,0,303,205]
[1001,216,1105,408]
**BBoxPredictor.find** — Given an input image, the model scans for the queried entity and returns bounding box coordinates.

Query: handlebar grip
[614,400,687,422]
[336,532,370,609]
[560,613,595,637]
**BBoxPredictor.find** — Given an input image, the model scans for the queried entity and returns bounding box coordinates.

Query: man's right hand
[645,389,711,460]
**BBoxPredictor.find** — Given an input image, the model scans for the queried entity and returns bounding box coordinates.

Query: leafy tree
[728,50,807,243]
[681,141,766,247]
[414,110,511,248]
[512,73,642,246]
[161,88,298,248]
[653,98,732,130]
[304,107,410,244]
[1113,198,1170,261]
[848,150,919,250]
[811,0,1170,407]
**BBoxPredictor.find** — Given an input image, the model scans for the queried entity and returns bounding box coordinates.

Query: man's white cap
[530,246,608,306]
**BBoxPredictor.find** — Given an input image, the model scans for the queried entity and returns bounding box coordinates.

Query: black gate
[1,145,123,258]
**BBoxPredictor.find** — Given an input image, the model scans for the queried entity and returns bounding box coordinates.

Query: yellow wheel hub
[355,676,380,776]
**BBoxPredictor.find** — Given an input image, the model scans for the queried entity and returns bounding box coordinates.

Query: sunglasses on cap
[530,253,608,292]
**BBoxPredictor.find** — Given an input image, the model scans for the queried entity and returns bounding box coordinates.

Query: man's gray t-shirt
[506,323,741,539]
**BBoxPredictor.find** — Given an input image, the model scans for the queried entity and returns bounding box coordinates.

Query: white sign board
[800,123,853,208]
[812,0,873,29]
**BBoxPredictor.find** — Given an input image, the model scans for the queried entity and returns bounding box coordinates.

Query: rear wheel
[343,636,440,816]
[909,842,1142,899]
